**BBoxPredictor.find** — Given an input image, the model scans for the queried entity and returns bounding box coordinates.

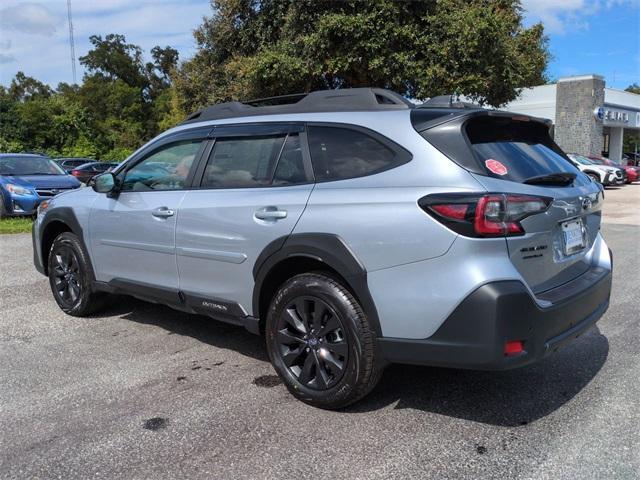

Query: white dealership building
[501,74,640,162]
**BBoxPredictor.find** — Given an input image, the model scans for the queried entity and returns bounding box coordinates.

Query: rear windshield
[466,117,575,182]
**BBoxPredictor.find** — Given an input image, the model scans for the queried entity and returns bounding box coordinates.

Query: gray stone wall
[554,75,605,156]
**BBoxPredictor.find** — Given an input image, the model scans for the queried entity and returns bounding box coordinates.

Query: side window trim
[304,122,412,183]
[267,132,290,182]
[192,122,314,190]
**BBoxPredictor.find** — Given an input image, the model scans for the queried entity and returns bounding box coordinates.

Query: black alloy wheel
[266,272,383,409]
[51,245,82,307]
[47,232,106,316]
[276,295,348,390]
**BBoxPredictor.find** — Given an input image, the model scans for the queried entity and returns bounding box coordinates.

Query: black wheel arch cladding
[39,207,96,280]
[252,233,382,337]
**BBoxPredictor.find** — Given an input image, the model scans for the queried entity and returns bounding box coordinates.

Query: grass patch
[0,217,33,234]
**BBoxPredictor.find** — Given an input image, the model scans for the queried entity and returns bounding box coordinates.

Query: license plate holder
[562,219,584,255]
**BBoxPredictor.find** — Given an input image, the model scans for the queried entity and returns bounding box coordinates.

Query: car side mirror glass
[93,172,116,193]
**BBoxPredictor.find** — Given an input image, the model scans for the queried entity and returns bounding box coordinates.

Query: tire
[266,272,383,409]
[587,173,601,184]
[47,232,107,316]
[0,196,7,219]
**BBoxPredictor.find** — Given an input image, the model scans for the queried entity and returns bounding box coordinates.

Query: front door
[176,124,314,314]
[89,137,206,292]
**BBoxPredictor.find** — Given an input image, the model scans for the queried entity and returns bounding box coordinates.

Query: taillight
[419,193,551,238]
[71,170,81,177]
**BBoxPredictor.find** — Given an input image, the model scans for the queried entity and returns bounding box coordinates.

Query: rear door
[464,116,603,293]
[175,123,314,315]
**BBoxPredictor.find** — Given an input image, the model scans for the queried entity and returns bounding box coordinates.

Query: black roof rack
[180,88,414,125]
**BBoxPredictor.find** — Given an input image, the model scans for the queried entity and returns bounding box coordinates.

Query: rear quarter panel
[292,111,486,271]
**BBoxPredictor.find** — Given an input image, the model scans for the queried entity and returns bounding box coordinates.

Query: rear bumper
[378,256,612,370]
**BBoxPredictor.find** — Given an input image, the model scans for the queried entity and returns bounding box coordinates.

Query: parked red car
[587,154,638,183]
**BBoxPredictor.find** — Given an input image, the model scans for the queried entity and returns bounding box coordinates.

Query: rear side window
[466,117,574,182]
[307,126,404,182]
[201,134,307,188]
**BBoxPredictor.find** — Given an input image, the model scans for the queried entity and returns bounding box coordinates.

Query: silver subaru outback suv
[33,88,612,409]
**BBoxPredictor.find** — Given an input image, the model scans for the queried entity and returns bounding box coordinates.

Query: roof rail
[179,87,414,125]
[245,93,308,106]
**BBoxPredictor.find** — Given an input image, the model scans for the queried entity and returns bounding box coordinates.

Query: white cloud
[521,0,639,34]
[0,2,58,36]
[0,0,211,86]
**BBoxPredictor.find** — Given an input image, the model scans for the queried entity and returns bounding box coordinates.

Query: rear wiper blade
[523,172,576,186]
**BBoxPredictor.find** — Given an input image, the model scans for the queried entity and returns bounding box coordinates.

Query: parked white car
[566,153,623,186]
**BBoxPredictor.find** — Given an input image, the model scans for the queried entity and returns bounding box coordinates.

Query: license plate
[562,219,584,255]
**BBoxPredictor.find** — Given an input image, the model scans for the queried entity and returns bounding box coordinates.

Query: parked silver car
[33,88,612,408]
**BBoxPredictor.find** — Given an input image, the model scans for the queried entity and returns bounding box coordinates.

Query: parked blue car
[0,154,81,217]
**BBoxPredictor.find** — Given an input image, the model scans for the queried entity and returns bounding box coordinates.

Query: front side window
[307,126,400,182]
[201,134,306,188]
[121,140,202,191]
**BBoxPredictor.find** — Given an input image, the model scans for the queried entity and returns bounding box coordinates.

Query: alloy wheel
[52,246,82,306]
[276,296,348,390]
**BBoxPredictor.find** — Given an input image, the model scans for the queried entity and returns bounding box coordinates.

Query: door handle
[255,207,287,220]
[152,206,175,218]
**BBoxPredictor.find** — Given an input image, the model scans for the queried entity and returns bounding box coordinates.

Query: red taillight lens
[504,340,524,356]
[420,193,551,238]
[71,170,80,177]
[430,203,469,220]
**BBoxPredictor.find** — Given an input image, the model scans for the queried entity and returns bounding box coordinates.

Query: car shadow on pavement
[96,296,608,427]
[348,328,609,426]
[94,296,269,362]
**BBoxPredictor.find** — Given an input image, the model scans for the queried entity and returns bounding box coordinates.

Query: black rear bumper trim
[379,262,612,370]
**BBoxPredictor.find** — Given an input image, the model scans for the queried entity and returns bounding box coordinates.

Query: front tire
[266,272,383,409]
[587,173,601,184]
[48,232,106,316]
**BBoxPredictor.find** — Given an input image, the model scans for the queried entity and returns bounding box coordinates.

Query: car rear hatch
[413,110,604,295]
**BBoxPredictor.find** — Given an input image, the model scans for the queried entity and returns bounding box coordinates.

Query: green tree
[625,83,640,95]
[623,84,639,155]
[1,34,178,158]
[8,72,53,101]
[80,34,149,90]
[175,0,549,112]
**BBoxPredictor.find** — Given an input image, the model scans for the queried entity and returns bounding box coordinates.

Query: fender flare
[39,207,96,279]
[583,169,603,181]
[252,233,382,337]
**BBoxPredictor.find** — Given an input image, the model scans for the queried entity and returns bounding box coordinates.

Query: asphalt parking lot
[1,186,639,480]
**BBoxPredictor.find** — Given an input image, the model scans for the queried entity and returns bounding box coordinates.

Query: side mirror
[93,172,116,194]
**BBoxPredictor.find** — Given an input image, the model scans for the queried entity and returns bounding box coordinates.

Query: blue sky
[0,0,638,90]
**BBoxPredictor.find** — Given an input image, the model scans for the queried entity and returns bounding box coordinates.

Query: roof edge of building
[558,74,605,83]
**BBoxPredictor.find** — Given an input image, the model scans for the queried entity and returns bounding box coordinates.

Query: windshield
[568,154,595,165]
[0,156,66,175]
[587,157,606,165]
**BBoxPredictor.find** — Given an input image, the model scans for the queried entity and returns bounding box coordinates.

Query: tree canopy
[2,0,554,159]
[174,0,550,113]
[0,34,179,159]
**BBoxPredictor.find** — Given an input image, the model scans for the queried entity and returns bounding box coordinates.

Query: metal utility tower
[66,0,77,84]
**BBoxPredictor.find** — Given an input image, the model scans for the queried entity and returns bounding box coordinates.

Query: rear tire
[47,232,107,316]
[266,272,383,409]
